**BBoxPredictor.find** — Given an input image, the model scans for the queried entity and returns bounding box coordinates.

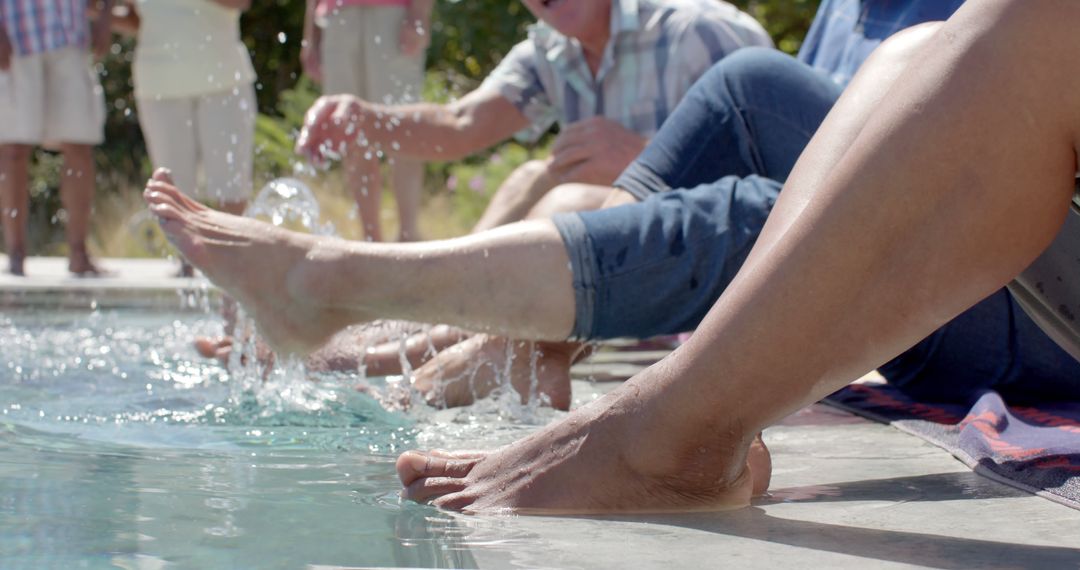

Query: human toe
[404,476,469,503]
[396,450,481,486]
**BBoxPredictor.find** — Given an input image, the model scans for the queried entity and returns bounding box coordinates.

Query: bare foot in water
[144,169,372,355]
[410,335,576,410]
[363,324,470,377]
[396,363,764,514]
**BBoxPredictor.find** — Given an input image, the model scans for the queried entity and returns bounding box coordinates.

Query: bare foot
[68,244,110,277]
[144,169,371,355]
[410,335,575,410]
[396,369,761,514]
[363,324,470,377]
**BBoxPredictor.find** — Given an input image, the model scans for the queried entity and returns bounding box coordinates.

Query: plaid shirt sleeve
[663,18,753,109]
[479,39,558,143]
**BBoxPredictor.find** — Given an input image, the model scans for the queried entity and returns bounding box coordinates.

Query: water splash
[244,177,336,236]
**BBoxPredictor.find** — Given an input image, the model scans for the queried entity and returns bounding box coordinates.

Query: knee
[516,159,550,178]
[528,183,610,219]
[868,22,943,71]
[0,145,32,164]
[696,47,797,100]
[61,145,94,168]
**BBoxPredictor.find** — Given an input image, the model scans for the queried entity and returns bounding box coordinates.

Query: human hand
[295,94,371,165]
[549,118,647,185]
[0,28,12,72]
[398,16,430,57]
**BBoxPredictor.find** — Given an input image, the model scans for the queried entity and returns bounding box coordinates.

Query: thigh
[363,5,425,105]
[42,48,105,146]
[321,8,366,97]
[196,86,256,204]
[528,184,612,219]
[615,48,840,199]
[0,53,44,145]
[137,96,199,196]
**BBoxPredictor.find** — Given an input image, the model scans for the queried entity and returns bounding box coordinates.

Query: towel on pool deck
[825,382,1080,510]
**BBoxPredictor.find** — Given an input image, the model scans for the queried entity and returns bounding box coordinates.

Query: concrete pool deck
[0,254,208,308]
[4,255,1080,568]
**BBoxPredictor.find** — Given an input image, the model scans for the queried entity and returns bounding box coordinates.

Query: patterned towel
[826,382,1080,510]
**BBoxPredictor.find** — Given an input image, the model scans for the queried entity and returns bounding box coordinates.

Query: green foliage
[732,0,820,55]
[428,1,535,88]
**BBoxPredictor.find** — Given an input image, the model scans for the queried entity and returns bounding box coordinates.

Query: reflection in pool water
[0,308,562,568]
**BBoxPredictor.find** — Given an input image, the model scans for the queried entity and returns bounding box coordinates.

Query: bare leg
[0,144,31,275]
[410,336,578,410]
[390,158,423,241]
[397,6,1080,514]
[412,181,616,407]
[145,169,576,355]
[471,159,557,233]
[59,144,105,276]
[362,324,469,376]
[345,150,383,242]
[525,183,616,220]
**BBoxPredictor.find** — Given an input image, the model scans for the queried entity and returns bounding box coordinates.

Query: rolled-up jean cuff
[551,212,597,341]
[614,161,672,201]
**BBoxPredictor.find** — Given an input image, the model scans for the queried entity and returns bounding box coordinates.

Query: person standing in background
[115,0,257,277]
[0,0,113,276]
[301,0,433,242]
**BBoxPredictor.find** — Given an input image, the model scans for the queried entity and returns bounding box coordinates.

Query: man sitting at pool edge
[297,0,769,242]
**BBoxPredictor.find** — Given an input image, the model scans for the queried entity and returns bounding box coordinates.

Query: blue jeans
[552,48,1080,401]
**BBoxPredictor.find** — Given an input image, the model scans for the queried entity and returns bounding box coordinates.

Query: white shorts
[320,5,425,104]
[0,47,106,146]
[136,85,256,203]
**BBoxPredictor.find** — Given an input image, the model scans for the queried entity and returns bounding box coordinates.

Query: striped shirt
[797,0,966,88]
[480,0,772,143]
[0,0,88,57]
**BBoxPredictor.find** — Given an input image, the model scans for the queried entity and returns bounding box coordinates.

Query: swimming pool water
[0,307,566,569]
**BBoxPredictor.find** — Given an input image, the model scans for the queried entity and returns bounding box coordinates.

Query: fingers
[152,167,174,184]
[549,144,594,173]
[295,96,338,157]
[194,336,232,359]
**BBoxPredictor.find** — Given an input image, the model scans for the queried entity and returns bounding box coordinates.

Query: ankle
[608,385,755,493]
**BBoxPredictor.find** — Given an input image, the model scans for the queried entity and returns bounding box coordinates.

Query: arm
[297,88,531,163]
[0,24,11,72]
[399,0,434,57]
[300,0,322,83]
[88,0,114,60]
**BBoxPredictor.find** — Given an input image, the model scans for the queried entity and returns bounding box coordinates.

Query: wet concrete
[464,386,1080,569]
